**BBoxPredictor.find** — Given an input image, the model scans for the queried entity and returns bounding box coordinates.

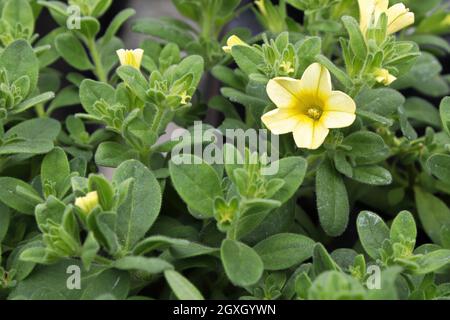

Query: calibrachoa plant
[0,0,449,300]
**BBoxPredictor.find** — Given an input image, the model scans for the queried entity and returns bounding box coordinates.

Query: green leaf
[356,211,390,259]
[0,203,10,243]
[313,243,340,274]
[316,159,349,237]
[315,54,353,88]
[116,66,148,101]
[78,17,100,39]
[234,198,281,240]
[404,97,441,128]
[390,211,416,253]
[47,86,80,115]
[81,232,100,271]
[89,175,114,211]
[35,196,66,231]
[308,271,365,300]
[95,142,138,168]
[9,260,129,300]
[5,118,60,141]
[133,236,190,256]
[41,147,70,198]
[114,256,173,274]
[439,97,450,136]
[132,18,195,49]
[79,79,115,115]
[342,16,367,59]
[2,0,35,36]
[254,233,315,270]
[352,165,392,186]
[356,88,405,117]
[13,92,55,115]
[164,269,204,300]
[170,242,218,259]
[230,45,264,75]
[55,33,94,71]
[343,131,390,165]
[270,157,307,203]
[0,139,54,155]
[221,239,263,287]
[415,249,450,275]
[112,160,162,250]
[169,154,223,218]
[415,187,450,245]
[101,8,136,45]
[356,109,394,127]
[0,40,39,94]
[0,178,41,214]
[428,154,450,183]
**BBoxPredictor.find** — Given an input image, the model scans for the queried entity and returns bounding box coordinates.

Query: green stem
[35,103,46,118]
[88,38,107,83]
[151,107,165,134]
[94,255,114,266]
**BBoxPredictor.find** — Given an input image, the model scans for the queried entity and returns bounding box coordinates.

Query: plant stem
[35,103,46,118]
[88,39,107,83]
[94,255,114,266]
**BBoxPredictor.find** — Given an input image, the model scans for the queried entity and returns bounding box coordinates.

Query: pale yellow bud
[374,68,397,86]
[116,49,144,69]
[386,3,415,35]
[358,0,414,37]
[75,191,99,215]
[222,35,248,53]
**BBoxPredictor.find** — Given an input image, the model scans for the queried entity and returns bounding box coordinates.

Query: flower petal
[321,111,356,129]
[293,117,329,150]
[266,77,302,108]
[116,49,126,65]
[261,107,301,134]
[133,49,144,68]
[375,0,389,13]
[358,0,374,33]
[324,91,356,113]
[300,63,332,97]
[387,4,414,34]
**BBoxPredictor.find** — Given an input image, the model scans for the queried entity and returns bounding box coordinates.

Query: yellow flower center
[307,107,322,120]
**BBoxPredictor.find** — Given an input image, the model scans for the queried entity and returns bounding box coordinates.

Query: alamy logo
[67,5,81,30]
[66,265,81,290]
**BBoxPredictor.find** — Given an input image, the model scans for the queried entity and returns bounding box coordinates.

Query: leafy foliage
[0,0,449,301]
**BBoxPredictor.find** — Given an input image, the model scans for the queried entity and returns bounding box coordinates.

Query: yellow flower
[75,191,99,215]
[261,63,356,150]
[374,68,397,85]
[358,0,414,36]
[222,35,248,53]
[116,49,144,69]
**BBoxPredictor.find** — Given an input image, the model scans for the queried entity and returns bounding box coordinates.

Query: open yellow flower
[358,0,414,36]
[261,63,356,150]
[116,48,144,69]
[374,68,397,85]
[222,35,248,53]
[75,191,99,215]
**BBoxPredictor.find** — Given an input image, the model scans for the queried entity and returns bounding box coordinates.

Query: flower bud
[222,35,247,53]
[374,68,397,86]
[116,49,144,69]
[75,191,99,215]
